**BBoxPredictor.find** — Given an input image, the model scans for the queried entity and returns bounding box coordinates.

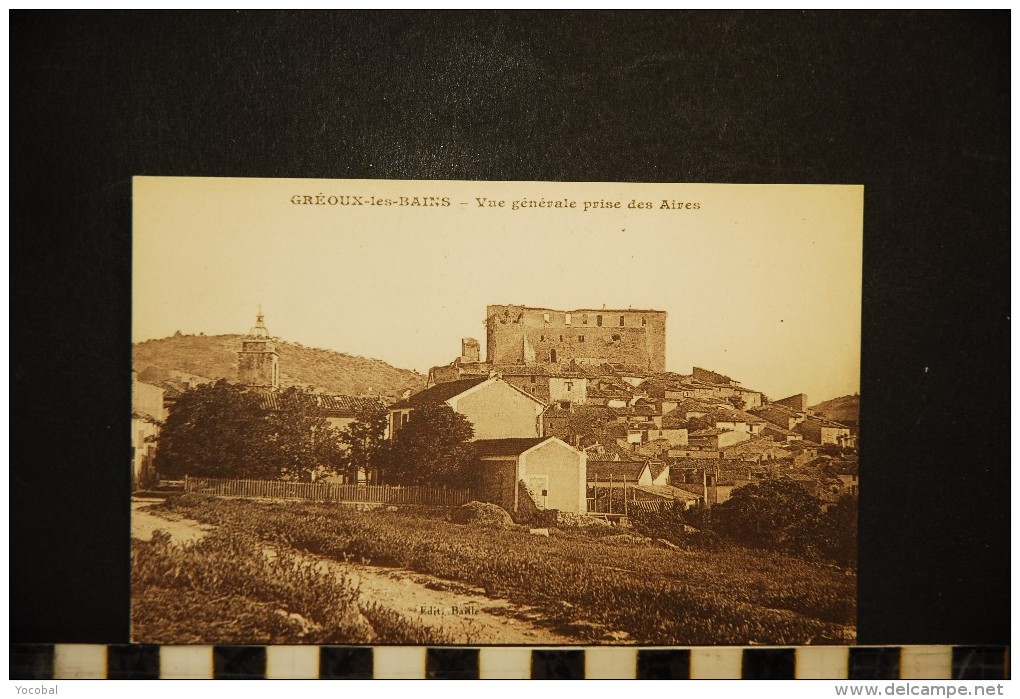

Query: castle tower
[237,308,279,390]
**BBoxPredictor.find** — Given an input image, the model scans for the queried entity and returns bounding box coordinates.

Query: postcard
[131,177,862,646]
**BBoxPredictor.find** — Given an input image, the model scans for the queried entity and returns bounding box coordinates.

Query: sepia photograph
[131,177,862,647]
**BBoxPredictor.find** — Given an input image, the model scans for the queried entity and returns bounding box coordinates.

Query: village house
[498,365,589,406]
[687,427,750,451]
[387,376,546,440]
[630,483,704,510]
[794,416,855,448]
[773,393,811,412]
[669,458,761,505]
[761,423,804,443]
[253,392,388,442]
[751,403,808,431]
[473,437,587,515]
[644,425,689,447]
[659,367,763,409]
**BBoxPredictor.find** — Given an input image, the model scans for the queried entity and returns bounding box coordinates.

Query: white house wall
[520,439,587,513]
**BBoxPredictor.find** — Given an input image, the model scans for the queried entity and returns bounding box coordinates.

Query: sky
[134,178,862,404]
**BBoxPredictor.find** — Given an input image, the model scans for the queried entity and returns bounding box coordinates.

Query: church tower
[237,308,279,390]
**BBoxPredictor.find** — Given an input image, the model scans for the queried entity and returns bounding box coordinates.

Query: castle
[485,304,667,371]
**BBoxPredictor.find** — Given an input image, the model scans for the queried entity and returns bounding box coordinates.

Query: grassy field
[132,528,450,644]
[153,495,856,645]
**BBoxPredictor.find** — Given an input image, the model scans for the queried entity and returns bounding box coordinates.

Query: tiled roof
[474,437,554,457]
[389,376,490,409]
[749,404,803,429]
[710,405,767,424]
[762,424,800,438]
[256,392,386,415]
[581,437,633,461]
[497,365,550,376]
[690,428,727,437]
[316,395,387,413]
[613,404,657,417]
[802,416,850,429]
[159,381,184,399]
[587,460,648,481]
[667,457,761,486]
[692,367,737,385]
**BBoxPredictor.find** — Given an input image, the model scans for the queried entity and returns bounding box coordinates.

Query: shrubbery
[154,495,856,644]
[631,479,857,567]
[630,502,722,550]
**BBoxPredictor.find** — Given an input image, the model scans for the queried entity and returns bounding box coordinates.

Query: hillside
[810,394,860,429]
[133,334,425,398]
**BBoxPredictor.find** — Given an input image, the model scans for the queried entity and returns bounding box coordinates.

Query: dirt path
[131,498,574,644]
[132,497,214,543]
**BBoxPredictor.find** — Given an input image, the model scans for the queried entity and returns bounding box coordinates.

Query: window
[540,334,545,341]
[565,313,571,325]
[619,315,625,326]
[582,314,588,325]
[642,317,647,327]
[559,335,563,342]
[578,335,585,342]
[612,333,621,341]
[530,375,536,384]
[550,348,558,363]
[565,381,573,392]
[596,315,603,326]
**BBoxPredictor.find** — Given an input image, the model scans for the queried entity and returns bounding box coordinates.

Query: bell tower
[237,307,279,390]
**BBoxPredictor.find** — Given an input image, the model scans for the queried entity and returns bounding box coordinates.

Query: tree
[727,394,746,410]
[337,406,390,484]
[815,492,858,567]
[712,478,822,554]
[155,380,270,480]
[382,403,475,487]
[259,387,345,482]
[154,381,344,481]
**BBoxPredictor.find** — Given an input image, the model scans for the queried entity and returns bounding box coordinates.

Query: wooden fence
[184,476,473,506]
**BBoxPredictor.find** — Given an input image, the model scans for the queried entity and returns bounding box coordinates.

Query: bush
[630,502,720,549]
[713,478,822,556]
[449,501,514,528]
[815,493,858,568]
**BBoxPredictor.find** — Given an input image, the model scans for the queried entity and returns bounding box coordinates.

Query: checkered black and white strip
[10,645,1009,680]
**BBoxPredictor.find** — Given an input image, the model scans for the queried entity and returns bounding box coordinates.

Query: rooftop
[473,437,555,457]
[388,376,490,410]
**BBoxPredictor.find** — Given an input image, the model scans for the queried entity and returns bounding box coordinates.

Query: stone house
[473,437,587,515]
[388,376,546,441]
[794,416,854,447]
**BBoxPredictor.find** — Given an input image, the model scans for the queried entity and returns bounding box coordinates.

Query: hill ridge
[133,333,425,399]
